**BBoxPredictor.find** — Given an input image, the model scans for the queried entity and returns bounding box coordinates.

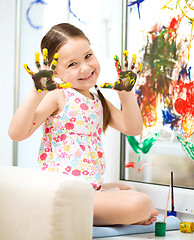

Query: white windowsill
[131,181,194,221]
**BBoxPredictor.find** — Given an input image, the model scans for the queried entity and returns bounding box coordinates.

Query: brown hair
[41,23,111,132]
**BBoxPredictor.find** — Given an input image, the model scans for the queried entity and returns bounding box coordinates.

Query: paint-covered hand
[23,48,71,92]
[100,51,142,92]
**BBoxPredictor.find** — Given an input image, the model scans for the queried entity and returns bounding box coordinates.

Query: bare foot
[136,209,159,225]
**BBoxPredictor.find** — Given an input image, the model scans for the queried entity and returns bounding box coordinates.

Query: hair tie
[95,85,100,91]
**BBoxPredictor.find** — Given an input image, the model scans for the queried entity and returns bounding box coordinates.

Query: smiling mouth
[79,71,94,80]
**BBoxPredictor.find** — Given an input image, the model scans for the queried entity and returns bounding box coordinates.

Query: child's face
[54,38,100,92]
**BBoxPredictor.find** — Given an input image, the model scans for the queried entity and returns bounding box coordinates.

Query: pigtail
[95,85,111,132]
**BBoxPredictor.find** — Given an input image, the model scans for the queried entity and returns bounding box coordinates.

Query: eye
[68,62,76,67]
[85,54,92,59]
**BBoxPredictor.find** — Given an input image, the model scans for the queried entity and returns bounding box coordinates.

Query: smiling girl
[9,23,158,226]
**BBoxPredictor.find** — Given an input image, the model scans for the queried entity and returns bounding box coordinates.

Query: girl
[9,23,158,226]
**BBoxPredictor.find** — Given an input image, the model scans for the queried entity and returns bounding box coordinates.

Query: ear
[53,70,59,78]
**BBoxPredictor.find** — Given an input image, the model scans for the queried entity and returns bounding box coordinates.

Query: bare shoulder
[42,89,64,104]
[36,89,65,117]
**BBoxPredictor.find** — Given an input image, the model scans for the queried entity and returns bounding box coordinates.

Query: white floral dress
[38,88,105,189]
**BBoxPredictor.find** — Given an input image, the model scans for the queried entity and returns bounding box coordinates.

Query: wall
[0,0,16,166]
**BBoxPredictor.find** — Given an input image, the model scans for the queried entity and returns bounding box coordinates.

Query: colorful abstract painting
[125,0,194,172]
[128,0,193,140]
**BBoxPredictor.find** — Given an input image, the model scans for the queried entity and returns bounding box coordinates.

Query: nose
[80,63,90,74]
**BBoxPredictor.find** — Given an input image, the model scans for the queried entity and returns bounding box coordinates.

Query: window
[121,0,194,217]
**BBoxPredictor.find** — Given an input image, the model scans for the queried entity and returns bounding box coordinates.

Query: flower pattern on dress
[38,88,105,189]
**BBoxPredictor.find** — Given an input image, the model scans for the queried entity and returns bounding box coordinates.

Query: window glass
[123,0,194,189]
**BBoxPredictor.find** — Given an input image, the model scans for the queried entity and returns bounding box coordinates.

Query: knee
[119,191,155,225]
[124,191,153,218]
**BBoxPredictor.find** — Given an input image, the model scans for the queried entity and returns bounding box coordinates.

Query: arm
[107,90,143,136]
[8,88,60,141]
[9,88,47,141]
[9,49,70,141]
[101,51,143,136]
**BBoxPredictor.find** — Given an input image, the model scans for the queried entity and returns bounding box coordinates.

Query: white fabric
[0,165,93,240]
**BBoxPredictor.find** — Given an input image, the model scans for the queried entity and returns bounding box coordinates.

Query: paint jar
[179,222,194,233]
[155,222,166,236]
[167,210,177,217]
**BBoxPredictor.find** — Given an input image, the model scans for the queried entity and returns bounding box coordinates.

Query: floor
[94,230,194,239]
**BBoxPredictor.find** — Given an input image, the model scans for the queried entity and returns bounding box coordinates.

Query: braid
[95,85,111,132]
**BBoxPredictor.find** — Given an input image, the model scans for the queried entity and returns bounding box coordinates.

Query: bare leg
[102,180,136,191]
[93,189,158,226]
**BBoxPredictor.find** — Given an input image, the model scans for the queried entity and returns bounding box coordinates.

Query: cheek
[97,62,101,73]
[54,65,64,79]
[60,70,78,84]
[93,59,100,76]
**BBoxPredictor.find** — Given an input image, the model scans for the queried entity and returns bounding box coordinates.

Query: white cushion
[0,165,93,240]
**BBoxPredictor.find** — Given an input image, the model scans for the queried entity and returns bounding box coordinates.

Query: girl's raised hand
[100,50,142,92]
[24,48,71,92]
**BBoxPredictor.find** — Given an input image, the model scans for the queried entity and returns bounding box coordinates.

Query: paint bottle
[167,210,177,217]
[179,222,194,233]
[155,222,166,236]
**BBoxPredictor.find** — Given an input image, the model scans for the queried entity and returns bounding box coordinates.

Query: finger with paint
[100,53,124,90]
[99,54,121,90]
[100,83,113,89]
[23,64,35,76]
[51,53,59,71]
[137,63,143,74]
[58,82,72,89]
[114,55,122,74]
[131,54,137,70]
[35,52,41,69]
[123,50,129,69]
[42,48,48,67]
